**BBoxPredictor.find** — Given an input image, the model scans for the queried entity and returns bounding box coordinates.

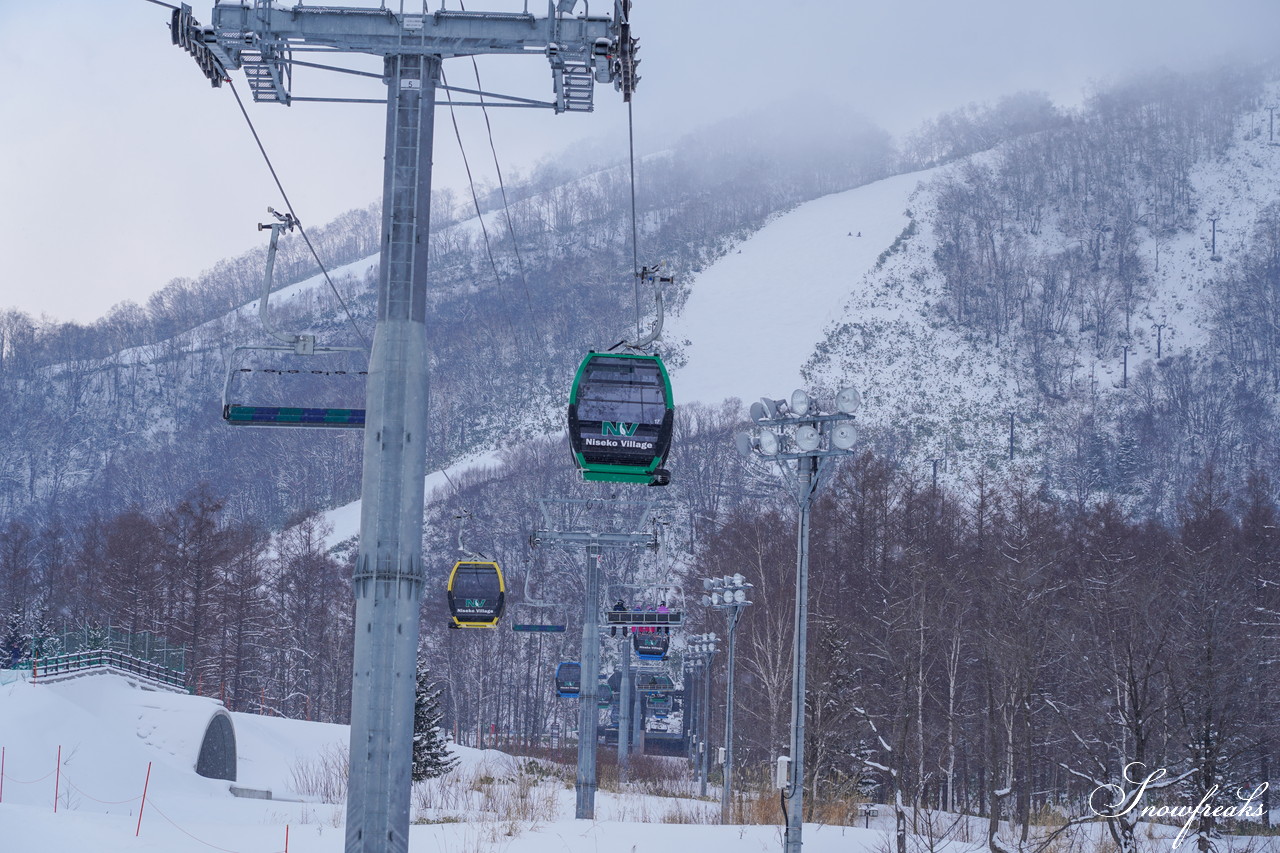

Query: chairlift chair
[512,621,567,633]
[635,671,676,693]
[510,554,568,633]
[567,352,673,486]
[604,584,684,633]
[222,345,367,427]
[221,208,368,428]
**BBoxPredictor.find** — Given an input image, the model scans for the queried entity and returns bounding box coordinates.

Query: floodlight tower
[686,632,719,795]
[169,3,638,852]
[736,387,861,853]
[703,573,752,823]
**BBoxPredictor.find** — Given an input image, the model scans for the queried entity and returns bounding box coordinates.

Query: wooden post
[53,745,60,813]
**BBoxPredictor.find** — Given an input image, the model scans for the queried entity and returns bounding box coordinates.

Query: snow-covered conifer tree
[412,643,457,782]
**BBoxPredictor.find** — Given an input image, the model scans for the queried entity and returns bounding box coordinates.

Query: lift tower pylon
[171,3,637,852]
[530,499,657,819]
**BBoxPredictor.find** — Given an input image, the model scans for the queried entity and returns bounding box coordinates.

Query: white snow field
[0,672,890,853]
[668,169,933,407]
[4,673,1272,852]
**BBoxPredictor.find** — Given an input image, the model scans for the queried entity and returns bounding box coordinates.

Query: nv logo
[465,598,487,608]
[601,422,639,436]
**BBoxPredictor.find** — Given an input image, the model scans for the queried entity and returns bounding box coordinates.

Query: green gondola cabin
[567,352,674,486]
[555,662,582,697]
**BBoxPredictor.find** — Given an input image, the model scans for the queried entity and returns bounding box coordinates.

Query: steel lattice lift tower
[169,3,639,851]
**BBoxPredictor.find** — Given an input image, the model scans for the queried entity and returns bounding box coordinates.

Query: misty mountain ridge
[0,64,1275,534]
[805,69,1280,516]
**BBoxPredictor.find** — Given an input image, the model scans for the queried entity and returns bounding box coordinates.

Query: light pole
[617,631,633,778]
[687,632,719,796]
[736,387,861,853]
[703,574,752,824]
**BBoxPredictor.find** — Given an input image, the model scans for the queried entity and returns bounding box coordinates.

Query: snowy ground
[4,673,1276,853]
[0,672,891,853]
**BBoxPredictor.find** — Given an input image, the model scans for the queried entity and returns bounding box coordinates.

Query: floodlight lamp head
[832,422,857,450]
[701,594,712,606]
[734,589,747,603]
[748,402,767,424]
[759,430,780,456]
[732,573,745,586]
[795,424,821,452]
[760,397,780,419]
[735,431,755,458]
[703,577,715,590]
[790,389,811,416]
[836,387,862,414]
[712,592,722,606]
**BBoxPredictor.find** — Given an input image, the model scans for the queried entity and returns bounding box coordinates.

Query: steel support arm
[210,4,615,62]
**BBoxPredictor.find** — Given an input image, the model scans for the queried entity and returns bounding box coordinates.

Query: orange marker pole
[135,761,152,836]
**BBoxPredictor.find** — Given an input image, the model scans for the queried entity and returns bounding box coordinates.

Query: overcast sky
[2,0,1278,323]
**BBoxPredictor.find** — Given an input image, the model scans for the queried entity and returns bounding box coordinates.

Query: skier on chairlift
[611,600,629,636]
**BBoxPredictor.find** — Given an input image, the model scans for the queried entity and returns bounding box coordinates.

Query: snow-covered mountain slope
[789,80,1280,494]
[75,75,1280,531]
[317,171,933,543]
[668,169,936,406]
[1144,82,1280,357]
[797,159,1028,482]
[320,448,503,548]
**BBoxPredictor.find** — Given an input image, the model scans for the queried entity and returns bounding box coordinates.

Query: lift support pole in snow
[172,3,635,851]
[530,511,657,819]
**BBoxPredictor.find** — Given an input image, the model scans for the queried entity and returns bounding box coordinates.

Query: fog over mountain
[3,0,1279,320]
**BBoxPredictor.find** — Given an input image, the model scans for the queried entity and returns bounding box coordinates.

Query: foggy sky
[2,0,1278,323]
